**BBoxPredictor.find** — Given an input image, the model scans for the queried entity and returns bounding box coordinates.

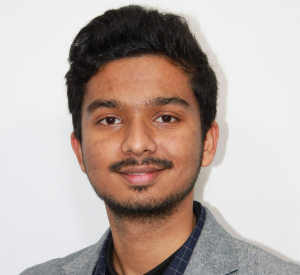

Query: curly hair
[65,5,217,143]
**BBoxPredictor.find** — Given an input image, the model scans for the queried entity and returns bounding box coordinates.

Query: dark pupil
[106,117,116,124]
[162,115,171,122]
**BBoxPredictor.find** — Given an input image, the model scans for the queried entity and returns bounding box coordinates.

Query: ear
[71,132,86,173]
[201,121,219,167]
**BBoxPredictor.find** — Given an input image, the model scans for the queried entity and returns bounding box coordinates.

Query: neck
[105,192,196,275]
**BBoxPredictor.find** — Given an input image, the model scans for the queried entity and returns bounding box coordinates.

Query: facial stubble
[83,153,202,223]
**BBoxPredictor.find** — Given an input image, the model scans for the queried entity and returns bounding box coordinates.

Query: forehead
[84,56,199,111]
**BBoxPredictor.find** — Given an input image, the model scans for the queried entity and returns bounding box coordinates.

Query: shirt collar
[162,201,206,275]
[93,201,206,275]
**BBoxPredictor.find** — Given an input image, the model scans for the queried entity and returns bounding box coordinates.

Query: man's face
[73,56,203,218]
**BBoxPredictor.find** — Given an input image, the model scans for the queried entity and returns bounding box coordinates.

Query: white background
[1,0,299,274]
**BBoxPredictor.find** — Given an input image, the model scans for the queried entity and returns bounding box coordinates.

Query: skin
[71,56,219,275]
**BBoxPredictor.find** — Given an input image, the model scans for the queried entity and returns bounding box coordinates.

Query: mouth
[118,166,166,186]
[125,172,151,175]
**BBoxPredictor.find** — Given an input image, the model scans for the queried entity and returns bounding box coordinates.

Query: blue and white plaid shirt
[94,201,206,275]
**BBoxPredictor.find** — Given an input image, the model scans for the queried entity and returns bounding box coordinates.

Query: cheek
[82,134,120,173]
[158,128,202,170]
[82,135,126,195]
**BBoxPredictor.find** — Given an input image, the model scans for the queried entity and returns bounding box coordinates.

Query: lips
[120,166,164,174]
[118,166,165,186]
[127,173,148,175]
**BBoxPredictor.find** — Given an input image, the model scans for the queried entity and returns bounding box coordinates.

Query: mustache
[109,157,174,173]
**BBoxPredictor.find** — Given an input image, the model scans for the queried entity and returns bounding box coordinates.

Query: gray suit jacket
[21,207,300,274]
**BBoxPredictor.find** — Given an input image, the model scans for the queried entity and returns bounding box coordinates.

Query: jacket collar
[60,207,239,275]
[62,229,110,275]
[185,207,239,275]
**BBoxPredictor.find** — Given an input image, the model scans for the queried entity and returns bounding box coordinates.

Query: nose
[121,120,157,157]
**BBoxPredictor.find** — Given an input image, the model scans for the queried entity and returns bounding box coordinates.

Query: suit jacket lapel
[184,207,239,275]
[62,229,110,275]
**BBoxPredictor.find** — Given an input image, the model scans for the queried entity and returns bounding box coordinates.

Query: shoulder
[233,238,300,274]
[186,206,300,275]
[20,229,110,275]
[20,244,96,275]
[20,247,89,275]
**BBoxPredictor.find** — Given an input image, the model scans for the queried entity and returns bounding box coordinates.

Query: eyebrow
[87,99,121,114]
[148,97,191,108]
[86,96,191,115]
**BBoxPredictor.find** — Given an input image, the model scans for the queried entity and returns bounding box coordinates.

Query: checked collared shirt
[93,201,206,275]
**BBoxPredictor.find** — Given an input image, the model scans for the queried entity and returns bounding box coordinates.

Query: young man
[22,5,300,275]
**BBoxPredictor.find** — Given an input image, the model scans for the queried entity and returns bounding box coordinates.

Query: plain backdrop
[1,0,299,274]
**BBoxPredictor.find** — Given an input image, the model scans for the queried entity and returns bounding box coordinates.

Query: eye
[99,117,122,125]
[155,115,177,123]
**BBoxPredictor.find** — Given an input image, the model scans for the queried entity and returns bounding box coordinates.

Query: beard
[84,155,202,222]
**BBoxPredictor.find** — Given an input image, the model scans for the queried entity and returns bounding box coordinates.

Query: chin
[92,179,196,222]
